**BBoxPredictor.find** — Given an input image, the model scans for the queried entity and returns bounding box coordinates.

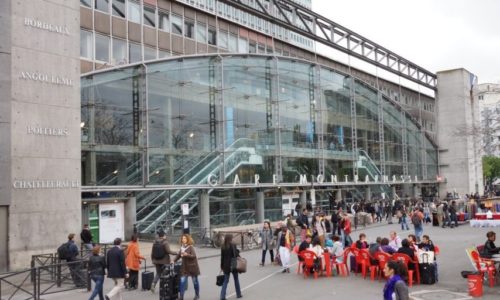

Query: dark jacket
[106,246,127,279]
[296,214,309,229]
[89,254,106,276]
[67,240,79,261]
[220,244,238,274]
[174,245,200,276]
[151,238,177,265]
[482,240,500,258]
[80,229,93,244]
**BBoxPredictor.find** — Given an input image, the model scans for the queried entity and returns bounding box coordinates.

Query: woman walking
[88,246,105,300]
[174,234,200,300]
[277,225,294,273]
[383,260,409,300]
[220,234,242,300]
[259,221,275,266]
[125,234,144,290]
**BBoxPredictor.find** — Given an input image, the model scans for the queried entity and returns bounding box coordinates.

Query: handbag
[216,273,225,286]
[230,246,247,273]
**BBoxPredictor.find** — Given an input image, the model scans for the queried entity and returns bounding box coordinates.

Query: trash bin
[468,273,483,297]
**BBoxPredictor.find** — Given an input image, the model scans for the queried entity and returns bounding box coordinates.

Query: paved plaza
[30,223,500,300]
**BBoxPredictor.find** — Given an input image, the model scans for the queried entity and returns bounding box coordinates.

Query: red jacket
[343,218,352,235]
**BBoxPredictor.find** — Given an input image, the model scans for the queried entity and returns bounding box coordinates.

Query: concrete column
[365,187,371,202]
[124,197,137,240]
[412,185,419,199]
[255,191,265,224]
[392,186,397,200]
[199,191,210,233]
[300,190,307,209]
[228,201,235,226]
[310,189,316,207]
[336,189,342,202]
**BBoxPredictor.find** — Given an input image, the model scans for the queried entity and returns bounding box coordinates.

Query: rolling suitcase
[160,263,181,300]
[141,259,154,291]
[418,253,436,284]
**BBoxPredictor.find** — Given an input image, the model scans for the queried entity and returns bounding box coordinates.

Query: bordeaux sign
[24,17,70,35]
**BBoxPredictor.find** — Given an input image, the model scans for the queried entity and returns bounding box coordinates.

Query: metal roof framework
[216,0,437,90]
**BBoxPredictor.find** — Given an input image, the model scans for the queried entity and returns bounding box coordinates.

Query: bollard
[56,262,62,287]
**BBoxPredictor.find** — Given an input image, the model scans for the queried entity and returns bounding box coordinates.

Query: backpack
[57,242,71,260]
[152,240,167,260]
[411,213,422,226]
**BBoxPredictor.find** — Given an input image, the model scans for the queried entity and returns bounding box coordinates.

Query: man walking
[150,230,177,293]
[105,238,128,300]
[411,208,424,242]
[80,224,93,251]
[59,233,85,287]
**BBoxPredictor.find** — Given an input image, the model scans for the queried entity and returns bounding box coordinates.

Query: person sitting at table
[481,231,500,258]
[328,235,344,263]
[380,238,396,255]
[355,233,369,249]
[389,231,402,251]
[369,237,382,257]
[310,236,324,271]
[407,234,419,253]
[397,239,416,271]
[298,234,312,262]
[417,235,435,252]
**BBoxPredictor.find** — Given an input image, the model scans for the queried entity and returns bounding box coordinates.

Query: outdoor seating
[468,248,497,288]
[373,251,392,280]
[392,253,420,287]
[358,250,378,280]
[299,250,319,279]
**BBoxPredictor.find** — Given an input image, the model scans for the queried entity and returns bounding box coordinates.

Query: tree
[482,156,500,190]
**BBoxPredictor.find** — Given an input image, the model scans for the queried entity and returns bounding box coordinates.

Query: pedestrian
[220,234,242,300]
[296,208,309,242]
[88,245,106,300]
[125,234,144,290]
[174,234,200,300]
[105,238,128,300]
[313,214,326,248]
[341,213,352,247]
[259,221,275,266]
[60,233,85,287]
[411,208,424,242]
[449,201,458,228]
[150,230,177,293]
[277,224,294,273]
[80,224,93,252]
[383,260,409,300]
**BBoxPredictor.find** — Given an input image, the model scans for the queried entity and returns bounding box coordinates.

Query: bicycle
[244,230,261,250]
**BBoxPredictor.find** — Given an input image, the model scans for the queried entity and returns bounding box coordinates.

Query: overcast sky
[312,0,500,84]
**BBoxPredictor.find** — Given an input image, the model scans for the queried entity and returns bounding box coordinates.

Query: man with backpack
[150,230,177,293]
[411,208,424,242]
[58,233,84,287]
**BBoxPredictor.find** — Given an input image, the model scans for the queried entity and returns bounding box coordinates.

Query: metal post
[56,262,61,287]
[349,77,358,177]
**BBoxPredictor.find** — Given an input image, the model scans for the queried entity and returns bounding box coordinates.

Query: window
[80,29,93,59]
[112,38,127,64]
[95,34,110,62]
[144,5,156,27]
[238,37,248,53]
[228,34,237,52]
[159,10,169,31]
[249,42,256,53]
[171,14,182,35]
[80,0,92,8]
[217,30,228,48]
[196,22,206,43]
[129,42,141,63]
[112,0,125,18]
[95,0,109,13]
[144,46,156,60]
[184,19,194,38]
[128,0,141,23]
[257,44,265,54]
[159,50,171,58]
[208,27,216,45]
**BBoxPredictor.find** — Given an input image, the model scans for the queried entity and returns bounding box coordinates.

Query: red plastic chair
[293,245,303,274]
[471,249,496,288]
[392,253,420,287]
[299,250,319,279]
[373,251,392,280]
[323,252,332,277]
[349,247,362,275]
[331,248,349,277]
[434,245,440,256]
[358,250,378,280]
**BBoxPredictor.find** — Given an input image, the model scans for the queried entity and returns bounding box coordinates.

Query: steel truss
[216,0,437,90]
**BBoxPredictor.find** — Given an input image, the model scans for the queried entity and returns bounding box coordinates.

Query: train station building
[0,0,483,270]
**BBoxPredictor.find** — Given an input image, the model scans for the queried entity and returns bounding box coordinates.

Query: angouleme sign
[207,173,425,187]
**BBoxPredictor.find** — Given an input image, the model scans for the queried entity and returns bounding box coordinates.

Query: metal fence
[1,259,90,300]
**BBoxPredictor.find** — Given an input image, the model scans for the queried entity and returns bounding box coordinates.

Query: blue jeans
[400,217,409,230]
[220,271,241,300]
[414,225,423,242]
[89,275,104,300]
[180,276,199,297]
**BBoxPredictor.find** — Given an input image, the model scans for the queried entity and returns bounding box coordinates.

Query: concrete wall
[6,0,81,269]
[437,69,484,197]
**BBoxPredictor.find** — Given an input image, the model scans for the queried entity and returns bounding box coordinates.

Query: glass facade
[81,54,438,232]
